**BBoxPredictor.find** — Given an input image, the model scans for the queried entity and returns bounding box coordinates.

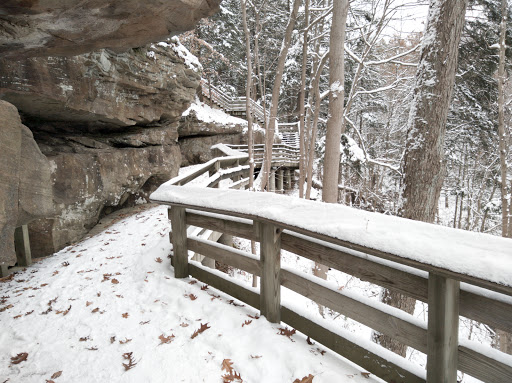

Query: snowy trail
[0,205,381,383]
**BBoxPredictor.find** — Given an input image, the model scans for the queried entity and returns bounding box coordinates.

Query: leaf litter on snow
[0,205,383,382]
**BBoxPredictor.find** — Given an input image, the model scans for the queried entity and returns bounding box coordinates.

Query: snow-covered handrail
[151,185,512,383]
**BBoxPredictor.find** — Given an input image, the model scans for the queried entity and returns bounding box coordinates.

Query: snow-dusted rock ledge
[151,185,512,291]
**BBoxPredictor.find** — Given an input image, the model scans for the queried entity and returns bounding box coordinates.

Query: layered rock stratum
[0,0,226,266]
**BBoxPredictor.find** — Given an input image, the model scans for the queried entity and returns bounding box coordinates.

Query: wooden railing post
[258,221,282,323]
[285,169,292,190]
[0,264,8,278]
[209,161,221,188]
[270,169,276,192]
[277,170,284,193]
[427,272,460,383]
[14,225,32,267]
[169,207,188,278]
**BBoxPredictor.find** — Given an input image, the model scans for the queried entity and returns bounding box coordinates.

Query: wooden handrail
[151,185,512,383]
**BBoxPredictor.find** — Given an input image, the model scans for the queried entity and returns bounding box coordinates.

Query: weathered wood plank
[460,289,512,333]
[426,273,459,383]
[281,307,425,383]
[281,269,428,353]
[259,222,281,323]
[14,225,32,267]
[281,232,428,301]
[181,212,512,333]
[169,207,188,278]
[458,344,512,383]
[152,199,512,297]
[0,264,8,278]
[282,232,512,333]
[187,237,261,276]
[186,212,256,241]
[188,262,260,309]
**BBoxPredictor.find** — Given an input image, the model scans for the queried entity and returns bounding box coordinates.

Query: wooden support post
[14,225,32,267]
[169,207,189,278]
[285,169,292,190]
[277,170,284,193]
[234,159,241,182]
[209,161,221,188]
[0,264,8,278]
[258,221,281,323]
[427,272,460,383]
[270,169,276,192]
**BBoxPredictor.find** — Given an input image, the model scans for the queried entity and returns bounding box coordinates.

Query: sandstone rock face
[0,101,53,266]
[0,41,197,258]
[0,41,200,128]
[0,0,221,58]
[29,132,181,257]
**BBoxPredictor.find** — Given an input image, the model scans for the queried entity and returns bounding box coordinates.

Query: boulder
[0,0,221,58]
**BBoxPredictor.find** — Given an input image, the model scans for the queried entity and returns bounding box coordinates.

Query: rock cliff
[0,40,198,262]
[0,0,221,58]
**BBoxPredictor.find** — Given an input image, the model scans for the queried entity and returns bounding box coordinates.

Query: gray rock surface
[0,101,53,266]
[0,42,200,128]
[0,0,221,58]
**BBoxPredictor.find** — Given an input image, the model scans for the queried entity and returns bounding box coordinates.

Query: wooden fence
[151,185,512,383]
[200,79,267,125]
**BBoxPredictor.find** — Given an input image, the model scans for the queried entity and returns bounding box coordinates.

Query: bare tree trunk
[241,0,258,288]
[322,0,349,203]
[497,0,510,238]
[377,0,468,357]
[313,0,348,316]
[298,0,310,198]
[260,0,301,191]
[496,0,512,354]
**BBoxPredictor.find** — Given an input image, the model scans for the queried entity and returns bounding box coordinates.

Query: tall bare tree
[322,0,349,203]
[495,0,512,354]
[260,0,301,191]
[376,0,468,357]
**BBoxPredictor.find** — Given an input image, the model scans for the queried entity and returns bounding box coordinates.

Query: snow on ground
[0,205,382,383]
[183,97,248,126]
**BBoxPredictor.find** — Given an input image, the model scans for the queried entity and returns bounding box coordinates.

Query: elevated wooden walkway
[150,144,512,383]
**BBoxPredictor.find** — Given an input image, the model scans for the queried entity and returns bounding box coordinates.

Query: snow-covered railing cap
[150,185,512,296]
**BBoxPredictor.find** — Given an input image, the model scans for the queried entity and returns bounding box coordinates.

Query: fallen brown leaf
[51,371,62,379]
[122,352,137,371]
[155,257,163,263]
[158,334,175,345]
[191,323,210,339]
[361,372,371,379]
[10,352,28,365]
[293,374,314,383]
[119,338,132,344]
[122,313,129,318]
[111,279,119,284]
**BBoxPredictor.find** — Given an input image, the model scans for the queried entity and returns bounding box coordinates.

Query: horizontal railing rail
[150,185,512,383]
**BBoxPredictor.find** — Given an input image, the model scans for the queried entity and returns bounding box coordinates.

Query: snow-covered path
[1,205,381,383]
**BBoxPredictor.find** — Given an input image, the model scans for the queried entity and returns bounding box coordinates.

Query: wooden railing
[227,144,300,168]
[150,186,512,383]
[200,79,268,125]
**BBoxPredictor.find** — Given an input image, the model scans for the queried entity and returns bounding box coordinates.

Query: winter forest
[181,0,511,235]
[1,0,511,382]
